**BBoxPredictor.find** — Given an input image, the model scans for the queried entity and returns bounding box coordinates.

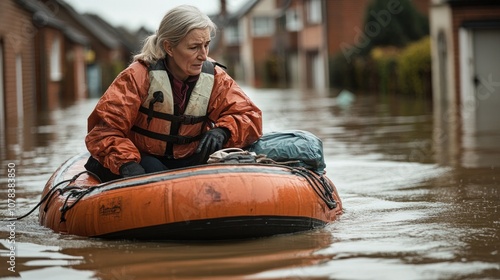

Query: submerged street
[1,87,499,279]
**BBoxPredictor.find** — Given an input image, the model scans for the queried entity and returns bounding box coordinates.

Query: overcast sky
[62,0,247,31]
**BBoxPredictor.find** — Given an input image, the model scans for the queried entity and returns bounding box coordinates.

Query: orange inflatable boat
[39,152,342,240]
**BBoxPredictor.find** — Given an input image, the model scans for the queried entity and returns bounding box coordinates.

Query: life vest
[130,59,215,157]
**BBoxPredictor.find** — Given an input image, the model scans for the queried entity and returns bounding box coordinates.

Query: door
[472,29,500,132]
[460,27,500,167]
[87,64,102,98]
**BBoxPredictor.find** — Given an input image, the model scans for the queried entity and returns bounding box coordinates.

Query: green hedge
[396,36,431,96]
[330,36,431,96]
[370,46,399,94]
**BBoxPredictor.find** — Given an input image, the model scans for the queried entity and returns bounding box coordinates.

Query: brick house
[430,0,500,167]
[209,0,257,84]
[224,0,429,89]
[47,0,128,98]
[0,0,88,158]
[0,0,37,155]
[18,0,89,109]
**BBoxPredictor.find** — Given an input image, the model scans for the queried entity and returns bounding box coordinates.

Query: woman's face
[164,28,211,81]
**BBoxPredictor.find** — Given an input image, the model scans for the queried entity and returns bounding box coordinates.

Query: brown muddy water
[1,87,499,280]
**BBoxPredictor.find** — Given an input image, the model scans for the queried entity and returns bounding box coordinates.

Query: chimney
[220,0,227,18]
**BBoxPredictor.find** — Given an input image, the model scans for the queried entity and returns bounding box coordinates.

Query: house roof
[53,0,122,49]
[15,0,88,45]
[226,0,260,24]
[85,13,140,53]
[207,0,263,50]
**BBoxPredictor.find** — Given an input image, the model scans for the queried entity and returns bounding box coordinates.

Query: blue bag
[248,130,326,174]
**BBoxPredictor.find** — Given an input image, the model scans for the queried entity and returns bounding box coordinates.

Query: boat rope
[59,185,98,223]
[2,170,101,221]
[207,148,338,209]
[290,168,337,209]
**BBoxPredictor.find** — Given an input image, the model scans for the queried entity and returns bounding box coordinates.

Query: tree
[359,0,429,55]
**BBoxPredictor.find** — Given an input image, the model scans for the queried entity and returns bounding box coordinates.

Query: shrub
[370,46,400,94]
[396,36,431,96]
[360,0,429,55]
[330,38,432,96]
[330,51,372,90]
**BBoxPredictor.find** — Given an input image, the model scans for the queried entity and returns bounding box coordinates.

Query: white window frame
[50,36,62,81]
[252,16,275,37]
[286,8,303,31]
[307,0,322,24]
[225,24,241,45]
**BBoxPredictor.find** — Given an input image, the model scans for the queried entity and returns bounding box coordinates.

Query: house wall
[0,0,36,128]
[430,3,455,110]
[325,0,368,56]
[53,5,121,95]
[240,15,254,86]
[295,0,330,89]
[252,37,274,87]
[64,44,87,101]
[236,0,431,89]
[241,0,279,87]
[300,25,323,50]
[298,23,325,88]
[35,28,64,110]
[431,1,500,168]
[450,5,500,103]
[413,0,431,15]
[430,3,458,166]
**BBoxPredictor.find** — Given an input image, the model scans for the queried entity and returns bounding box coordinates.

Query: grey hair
[133,5,217,64]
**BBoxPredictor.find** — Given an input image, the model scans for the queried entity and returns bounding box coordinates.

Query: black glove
[119,162,146,178]
[195,128,230,163]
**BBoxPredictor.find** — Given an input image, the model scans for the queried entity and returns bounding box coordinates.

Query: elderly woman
[84,5,263,182]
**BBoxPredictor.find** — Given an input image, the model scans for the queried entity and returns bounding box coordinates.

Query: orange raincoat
[85,60,263,175]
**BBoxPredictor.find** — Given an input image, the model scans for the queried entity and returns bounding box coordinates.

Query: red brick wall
[413,0,430,16]
[39,28,64,110]
[326,0,369,56]
[63,44,87,101]
[451,5,500,104]
[0,0,36,129]
[53,5,122,92]
[301,25,323,50]
[252,36,274,87]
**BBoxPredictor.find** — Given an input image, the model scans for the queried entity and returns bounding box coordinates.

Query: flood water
[1,87,499,280]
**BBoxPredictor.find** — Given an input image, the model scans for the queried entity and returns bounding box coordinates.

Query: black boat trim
[93,215,327,240]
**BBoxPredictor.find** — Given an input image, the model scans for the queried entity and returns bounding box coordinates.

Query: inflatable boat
[38,151,342,240]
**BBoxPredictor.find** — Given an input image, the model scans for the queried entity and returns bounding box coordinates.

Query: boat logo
[99,197,122,218]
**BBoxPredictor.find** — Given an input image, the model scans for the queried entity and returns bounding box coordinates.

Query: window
[307,0,322,24]
[50,37,62,81]
[286,9,302,31]
[225,24,241,45]
[252,16,275,37]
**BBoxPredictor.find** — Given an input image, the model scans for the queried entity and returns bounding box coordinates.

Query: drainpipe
[220,0,227,18]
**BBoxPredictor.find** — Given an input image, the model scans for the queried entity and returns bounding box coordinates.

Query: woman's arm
[85,62,149,174]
